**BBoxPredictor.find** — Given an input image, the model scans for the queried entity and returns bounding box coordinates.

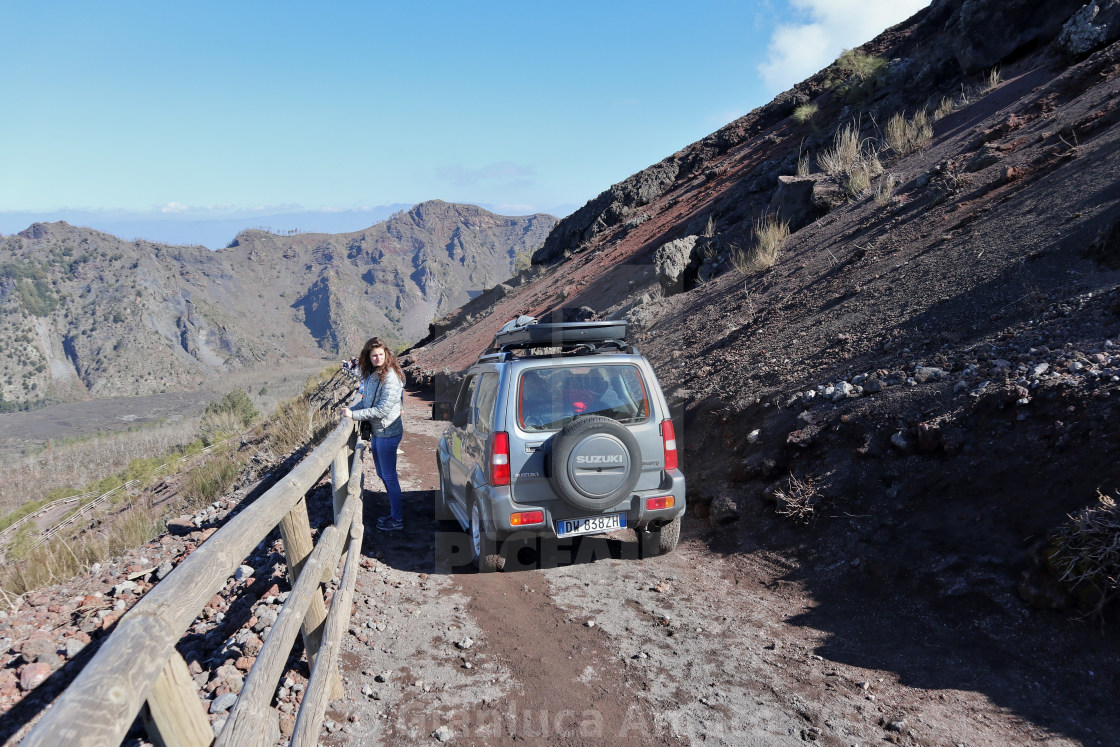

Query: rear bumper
[480,469,686,542]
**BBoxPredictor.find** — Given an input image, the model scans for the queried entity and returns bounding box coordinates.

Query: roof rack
[478,319,634,362]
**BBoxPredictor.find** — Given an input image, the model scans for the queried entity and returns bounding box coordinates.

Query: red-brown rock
[19,662,51,691]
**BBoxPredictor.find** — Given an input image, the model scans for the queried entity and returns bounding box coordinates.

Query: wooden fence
[21,417,365,747]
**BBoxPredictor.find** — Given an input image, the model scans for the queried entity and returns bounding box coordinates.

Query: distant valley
[0,200,555,409]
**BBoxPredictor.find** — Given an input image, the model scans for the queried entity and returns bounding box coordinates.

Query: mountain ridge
[0,201,555,409]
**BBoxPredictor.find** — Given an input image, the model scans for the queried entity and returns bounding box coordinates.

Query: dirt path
[321,390,1103,746]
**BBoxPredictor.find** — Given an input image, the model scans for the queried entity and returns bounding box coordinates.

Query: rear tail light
[510,510,544,526]
[661,419,678,471]
[490,431,511,486]
[645,496,675,511]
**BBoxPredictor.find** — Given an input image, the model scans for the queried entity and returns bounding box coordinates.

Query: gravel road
[315,391,1087,747]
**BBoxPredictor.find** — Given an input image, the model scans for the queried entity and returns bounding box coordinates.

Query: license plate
[556,513,626,537]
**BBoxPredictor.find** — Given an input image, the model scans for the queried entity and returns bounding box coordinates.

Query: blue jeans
[370,433,403,522]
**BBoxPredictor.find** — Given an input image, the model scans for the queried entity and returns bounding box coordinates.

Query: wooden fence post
[323,437,353,583]
[292,518,364,747]
[142,651,214,747]
[277,498,342,700]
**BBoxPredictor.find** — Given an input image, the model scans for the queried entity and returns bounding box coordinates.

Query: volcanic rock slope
[406,0,1120,637]
[0,201,554,407]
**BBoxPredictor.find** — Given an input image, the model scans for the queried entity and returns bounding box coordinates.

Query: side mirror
[432,401,453,421]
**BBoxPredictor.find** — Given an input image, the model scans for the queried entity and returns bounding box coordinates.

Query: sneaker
[375,516,403,531]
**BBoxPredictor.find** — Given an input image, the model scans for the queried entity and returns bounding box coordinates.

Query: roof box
[489,319,628,351]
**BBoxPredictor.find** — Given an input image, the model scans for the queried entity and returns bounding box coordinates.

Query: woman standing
[341,337,406,531]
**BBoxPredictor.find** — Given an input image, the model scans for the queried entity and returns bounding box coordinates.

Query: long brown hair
[358,337,404,384]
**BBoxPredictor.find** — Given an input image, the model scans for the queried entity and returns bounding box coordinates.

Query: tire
[641,516,681,557]
[435,461,454,522]
[547,415,641,511]
[470,501,504,572]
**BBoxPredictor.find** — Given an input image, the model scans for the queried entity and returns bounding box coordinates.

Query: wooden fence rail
[21,418,365,746]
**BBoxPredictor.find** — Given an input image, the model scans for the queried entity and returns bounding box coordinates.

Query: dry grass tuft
[732,215,791,274]
[983,66,1002,92]
[817,123,862,177]
[874,173,899,206]
[884,110,932,156]
[931,95,955,122]
[846,152,884,197]
[1049,490,1120,615]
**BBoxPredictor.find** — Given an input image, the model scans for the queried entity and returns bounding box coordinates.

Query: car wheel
[641,517,681,557]
[471,501,504,572]
[435,461,454,522]
[547,415,641,511]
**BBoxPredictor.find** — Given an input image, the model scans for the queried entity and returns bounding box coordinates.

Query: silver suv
[436,319,685,571]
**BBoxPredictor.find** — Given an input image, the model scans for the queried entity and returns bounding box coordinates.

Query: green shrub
[200,389,258,442]
[827,49,888,103]
[792,102,819,124]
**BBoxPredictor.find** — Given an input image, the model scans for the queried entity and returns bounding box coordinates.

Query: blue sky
[0,0,928,236]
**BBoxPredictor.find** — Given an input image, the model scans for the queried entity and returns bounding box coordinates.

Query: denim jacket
[351,370,404,437]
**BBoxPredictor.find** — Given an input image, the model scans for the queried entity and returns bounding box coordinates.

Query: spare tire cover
[548,415,641,511]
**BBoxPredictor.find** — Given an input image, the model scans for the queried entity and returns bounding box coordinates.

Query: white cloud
[158,201,190,214]
[758,0,930,93]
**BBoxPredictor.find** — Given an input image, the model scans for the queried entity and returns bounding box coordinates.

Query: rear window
[517,364,650,432]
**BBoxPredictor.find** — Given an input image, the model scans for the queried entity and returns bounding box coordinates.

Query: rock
[967,145,1003,172]
[1030,362,1050,377]
[654,236,699,295]
[19,636,58,663]
[747,429,761,444]
[212,664,244,694]
[241,634,264,656]
[917,422,942,453]
[913,366,947,383]
[166,517,195,536]
[890,431,910,451]
[112,581,138,597]
[945,0,1084,73]
[209,692,238,714]
[832,381,856,401]
[252,608,277,633]
[769,175,846,231]
[155,560,174,580]
[64,638,87,659]
[26,593,50,608]
[1057,0,1120,55]
[455,637,474,650]
[863,377,883,394]
[19,662,51,691]
[433,725,454,742]
[375,671,391,683]
[234,565,255,581]
[708,493,741,525]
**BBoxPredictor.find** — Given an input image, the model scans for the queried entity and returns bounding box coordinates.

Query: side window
[453,375,477,425]
[474,373,499,435]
